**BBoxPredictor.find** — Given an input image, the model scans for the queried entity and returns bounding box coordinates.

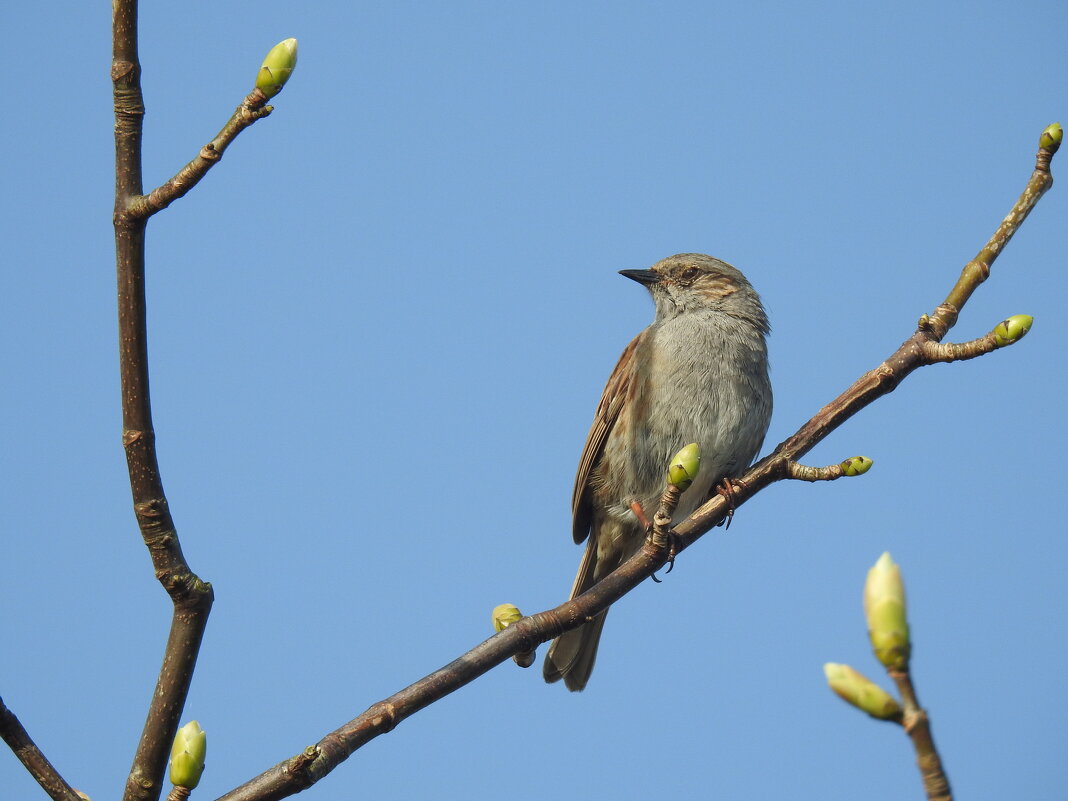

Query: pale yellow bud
[824,663,902,721]
[863,552,910,670]
[492,603,523,632]
[169,720,207,789]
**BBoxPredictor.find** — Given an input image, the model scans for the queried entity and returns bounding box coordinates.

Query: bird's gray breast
[637,312,771,515]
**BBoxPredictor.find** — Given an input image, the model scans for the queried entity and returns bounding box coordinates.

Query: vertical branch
[890,671,952,801]
[112,0,143,202]
[112,3,213,801]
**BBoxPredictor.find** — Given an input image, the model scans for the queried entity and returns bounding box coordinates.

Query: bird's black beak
[619,268,659,286]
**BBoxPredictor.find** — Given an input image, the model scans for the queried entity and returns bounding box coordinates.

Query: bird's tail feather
[543,608,608,691]
[543,536,611,691]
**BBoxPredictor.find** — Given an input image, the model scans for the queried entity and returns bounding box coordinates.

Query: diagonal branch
[210,130,1057,801]
[673,128,1055,544]
[127,89,275,221]
[0,697,84,801]
[212,561,654,801]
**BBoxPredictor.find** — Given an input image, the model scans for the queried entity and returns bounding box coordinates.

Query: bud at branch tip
[840,456,873,477]
[824,663,902,720]
[169,720,207,789]
[667,443,701,490]
[992,314,1033,347]
[864,552,910,671]
[256,38,298,98]
[1039,122,1062,152]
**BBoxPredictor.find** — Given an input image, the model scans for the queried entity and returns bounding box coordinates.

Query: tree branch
[675,130,1056,545]
[112,3,218,800]
[128,89,275,220]
[0,697,83,801]
[212,571,649,801]
[890,669,952,801]
[209,127,1057,801]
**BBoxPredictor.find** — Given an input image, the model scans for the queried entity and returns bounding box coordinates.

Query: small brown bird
[543,253,772,691]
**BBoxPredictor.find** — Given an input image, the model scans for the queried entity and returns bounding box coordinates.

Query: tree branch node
[366,702,399,734]
[288,746,320,774]
[123,427,146,446]
[134,496,170,522]
[112,60,137,82]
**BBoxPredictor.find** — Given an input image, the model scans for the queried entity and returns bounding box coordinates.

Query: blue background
[3,2,1065,799]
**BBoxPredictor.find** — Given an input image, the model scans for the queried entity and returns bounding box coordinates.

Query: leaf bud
[864,553,910,671]
[256,38,298,98]
[667,443,701,490]
[169,720,207,789]
[992,314,1033,347]
[840,456,873,477]
[492,603,523,632]
[824,663,902,721]
[1039,122,1062,152]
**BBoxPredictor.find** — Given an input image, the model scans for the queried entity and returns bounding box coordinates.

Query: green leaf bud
[667,442,701,490]
[1039,122,1062,152]
[169,720,207,789]
[840,456,873,477]
[824,663,902,721]
[864,552,910,671]
[492,603,523,632]
[256,38,298,98]
[992,314,1033,347]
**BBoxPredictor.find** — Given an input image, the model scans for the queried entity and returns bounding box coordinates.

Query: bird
[543,253,772,691]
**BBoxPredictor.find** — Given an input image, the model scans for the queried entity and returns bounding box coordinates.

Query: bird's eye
[680,267,701,283]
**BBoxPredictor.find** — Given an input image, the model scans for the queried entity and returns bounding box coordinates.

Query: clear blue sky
[3,2,1065,799]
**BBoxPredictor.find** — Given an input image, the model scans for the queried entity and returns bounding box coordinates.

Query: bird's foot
[637,500,678,582]
[715,477,748,530]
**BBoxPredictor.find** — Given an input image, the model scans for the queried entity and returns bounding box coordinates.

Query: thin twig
[128,89,274,220]
[889,670,952,801]
[785,457,866,482]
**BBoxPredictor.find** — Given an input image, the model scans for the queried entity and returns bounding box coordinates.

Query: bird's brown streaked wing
[571,335,639,544]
